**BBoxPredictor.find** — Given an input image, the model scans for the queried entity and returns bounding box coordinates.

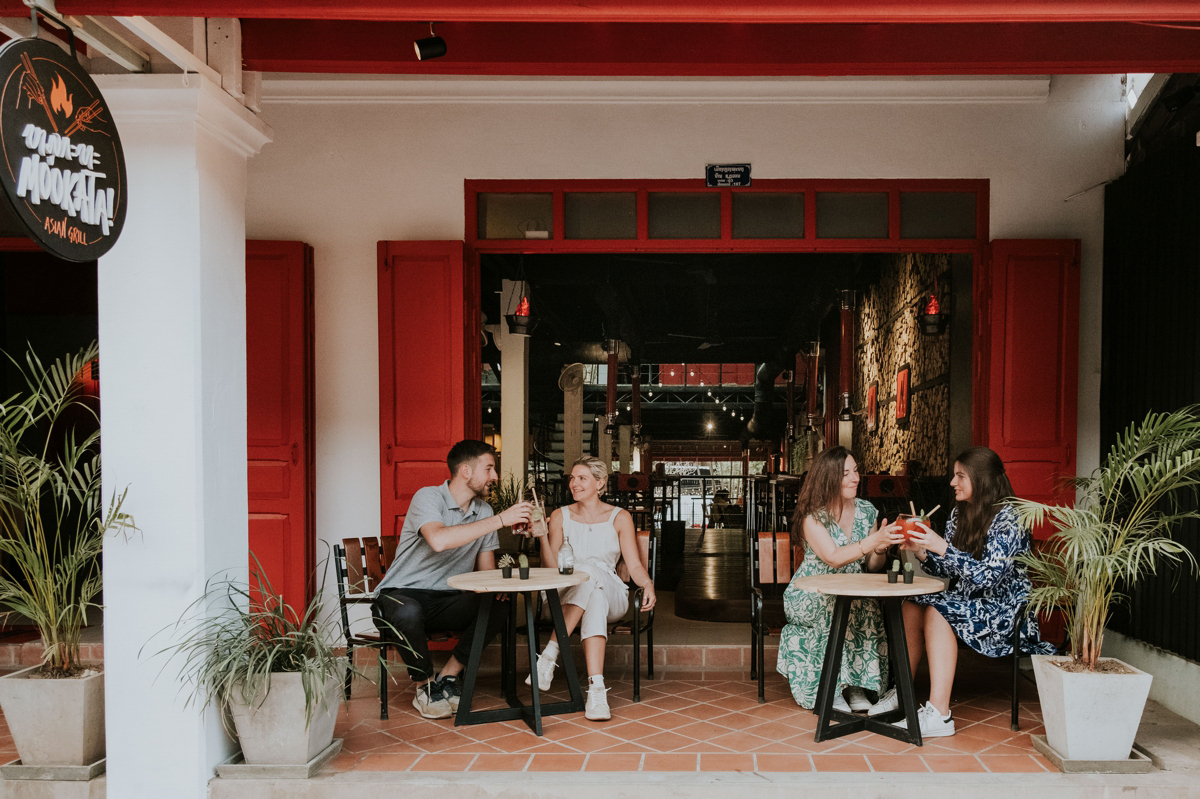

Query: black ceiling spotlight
[414,22,447,61]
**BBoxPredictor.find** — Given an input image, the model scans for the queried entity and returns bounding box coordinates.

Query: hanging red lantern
[515,296,531,316]
[924,293,940,315]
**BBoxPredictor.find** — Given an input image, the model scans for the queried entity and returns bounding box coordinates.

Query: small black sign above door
[0,37,126,262]
[705,163,751,188]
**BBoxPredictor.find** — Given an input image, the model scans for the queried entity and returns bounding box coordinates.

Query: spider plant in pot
[156,562,351,766]
[0,344,134,769]
[1012,406,1200,764]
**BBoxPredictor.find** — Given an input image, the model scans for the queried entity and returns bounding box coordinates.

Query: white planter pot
[1032,654,1152,761]
[0,665,104,766]
[229,670,343,765]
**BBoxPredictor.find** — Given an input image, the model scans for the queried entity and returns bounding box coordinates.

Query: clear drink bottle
[557,536,575,575]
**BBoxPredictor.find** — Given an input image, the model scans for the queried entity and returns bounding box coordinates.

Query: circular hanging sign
[0,37,126,262]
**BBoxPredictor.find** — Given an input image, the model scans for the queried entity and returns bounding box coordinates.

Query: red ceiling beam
[241,20,1200,76]
[32,0,1200,23]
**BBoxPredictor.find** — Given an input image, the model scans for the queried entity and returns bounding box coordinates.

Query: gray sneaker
[412,681,453,719]
[436,675,461,712]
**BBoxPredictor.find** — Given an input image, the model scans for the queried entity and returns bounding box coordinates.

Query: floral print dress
[776,498,889,709]
[912,504,1055,657]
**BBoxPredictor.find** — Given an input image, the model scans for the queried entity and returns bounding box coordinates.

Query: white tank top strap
[608,506,621,523]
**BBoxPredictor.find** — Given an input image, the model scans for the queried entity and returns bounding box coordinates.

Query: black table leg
[814,595,865,741]
[876,597,923,746]
[501,594,517,704]
[523,590,544,735]
[453,592,493,727]
[546,588,586,712]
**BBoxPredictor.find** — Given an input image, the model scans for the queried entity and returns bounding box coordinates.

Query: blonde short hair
[572,456,609,485]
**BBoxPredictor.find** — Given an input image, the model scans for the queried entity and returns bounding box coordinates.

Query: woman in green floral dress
[776,447,904,710]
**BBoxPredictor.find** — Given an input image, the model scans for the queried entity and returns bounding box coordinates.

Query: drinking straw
[909,500,917,516]
[927,504,941,517]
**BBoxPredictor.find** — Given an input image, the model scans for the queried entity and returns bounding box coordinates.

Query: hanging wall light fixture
[414,22,447,60]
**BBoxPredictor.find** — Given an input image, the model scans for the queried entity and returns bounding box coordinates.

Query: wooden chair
[749,531,802,702]
[333,536,459,720]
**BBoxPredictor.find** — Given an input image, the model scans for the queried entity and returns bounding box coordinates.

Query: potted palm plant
[158,564,350,776]
[0,344,133,775]
[1012,406,1200,764]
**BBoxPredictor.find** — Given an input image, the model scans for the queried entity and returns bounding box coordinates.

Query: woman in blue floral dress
[776,447,905,710]
[896,446,1055,738]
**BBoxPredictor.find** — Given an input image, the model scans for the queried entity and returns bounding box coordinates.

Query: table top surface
[447,567,589,593]
[791,572,943,598]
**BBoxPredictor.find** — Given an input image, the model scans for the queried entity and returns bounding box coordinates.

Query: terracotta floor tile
[953,705,1004,723]
[707,731,774,751]
[486,732,550,752]
[353,753,421,771]
[679,687,727,702]
[324,752,363,772]
[613,704,667,721]
[868,755,930,772]
[812,754,871,772]
[358,741,425,755]
[604,720,666,740]
[468,754,531,771]
[643,753,698,771]
[958,723,1020,744]
[645,695,699,711]
[527,754,586,772]
[673,703,729,722]
[755,754,813,772]
[673,720,738,741]
[741,704,800,722]
[410,754,475,771]
[980,741,1037,756]
[747,720,803,741]
[979,755,1050,773]
[597,741,659,753]
[558,731,626,752]
[711,695,762,712]
[750,740,812,754]
[634,731,701,751]
[923,754,988,772]
[406,730,475,752]
[340,730,402,753]
[584,753,644,771]
[521,742,583,755]
[700,753,756,772]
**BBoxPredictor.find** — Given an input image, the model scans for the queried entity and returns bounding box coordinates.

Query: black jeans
[373,588,506,681]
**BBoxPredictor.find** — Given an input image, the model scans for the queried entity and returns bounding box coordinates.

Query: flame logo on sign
[49,74,73,118]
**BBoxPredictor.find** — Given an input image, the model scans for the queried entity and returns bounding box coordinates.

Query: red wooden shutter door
[247,240,316,613]
[378,241,481,537]
[977,240,1080,534]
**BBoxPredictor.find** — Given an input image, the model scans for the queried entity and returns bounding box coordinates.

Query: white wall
[245,74,1125,616]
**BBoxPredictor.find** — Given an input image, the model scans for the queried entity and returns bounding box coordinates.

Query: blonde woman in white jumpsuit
[528,456,656,721]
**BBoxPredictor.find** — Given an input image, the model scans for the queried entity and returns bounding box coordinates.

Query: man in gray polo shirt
[373,440,531,719]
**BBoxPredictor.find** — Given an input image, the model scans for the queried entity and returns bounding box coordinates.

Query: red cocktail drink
[897,514,927,540]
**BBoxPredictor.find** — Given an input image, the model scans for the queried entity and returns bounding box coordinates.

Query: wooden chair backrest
[341,536,399,595]
[757,531,802,585]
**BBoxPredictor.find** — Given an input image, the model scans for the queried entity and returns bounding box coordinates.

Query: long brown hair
[952,446,1015,559]
[790,446,854,547]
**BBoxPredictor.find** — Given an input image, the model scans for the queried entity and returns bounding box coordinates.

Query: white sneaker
[524,653,556,692]
[584,684,611,721]
[893,701,955,737]
[411,682,453,720]
[832,692,853,714]
[845,686,872,712]
[867,687,899,717]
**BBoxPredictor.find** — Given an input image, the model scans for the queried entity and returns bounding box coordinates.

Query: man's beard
[469,477,492,499]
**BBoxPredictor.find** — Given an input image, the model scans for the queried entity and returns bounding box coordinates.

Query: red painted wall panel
[246,240,316,613]
[978,240,1080,535]
[378,241,479,536]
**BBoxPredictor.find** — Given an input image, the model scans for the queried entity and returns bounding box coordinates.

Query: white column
[96,75,271,799]
[499,280,530,482]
